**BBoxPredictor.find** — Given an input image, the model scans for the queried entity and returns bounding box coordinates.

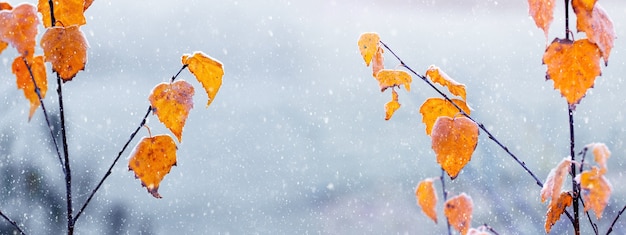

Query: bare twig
[569,106,580,235]
[440,169,451,235]
[0,210,26,235]
[56,75,74,234]
[606,204,626,235]
[481,223,500,235]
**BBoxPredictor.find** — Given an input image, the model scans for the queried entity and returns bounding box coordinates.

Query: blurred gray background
[1,0,626,234]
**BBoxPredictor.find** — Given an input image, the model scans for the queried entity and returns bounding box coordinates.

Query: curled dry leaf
[128,134,178,198]
[425,65,467,101]
[12,56,47,121]
[182,51,224,107]
[572,1,615,65]
[375,69,411,92]
[149,80,195,142]
[577,166,612,219]
[415,178,438,224]
[0,3,39,57]
[444,193,473,235]
[545,192,573,233]
[384,90,400,121]
[357,32,380,66]
[528,0,556,38]
[431,116,479,180]
[40,25,89,81]
[37,0,86,28]
[540,158,572,204]
[371,46,384,77]
[543,38,602,106]
[586,142,610,174]
[419,98,471,136]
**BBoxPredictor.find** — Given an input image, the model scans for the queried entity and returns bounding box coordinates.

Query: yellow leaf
[431,116,479,180]
[371,46,384,77]
[37,0,86,28]
[543,38,602,106]
[578,166,612,219]
[419,98,471,136]
[540,158,572,203]
[149,80,195,142]
[40,25,89,81]
[444,193,473,235]
[384,90,400,121]
[128,134,177,198]
[415,178,438,224]
[12,56,47,121]
[357,32,379,66]
[182,52,224,107]
[375,69,411,92]
[545,192,572,233]
[426,65,467,101]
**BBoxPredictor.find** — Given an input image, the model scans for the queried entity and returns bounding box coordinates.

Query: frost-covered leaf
[357,32,379,66]
[37,0,86,28]
[586,142,610,174]
[528,0,556,38]
[149,80,195,142]
[384,89,401,121]
[416,178,438,224]
[545,192,572,233]
[540,158,572,204]
[425,65,467,101]
[374,69,412,92]
[372,46,384,77]
[572,1,615,65]
[419,98,471,136]
[128,134,177,198]
[12,56,47,121]
[40,25,89,81]
[0,3,39,57]
[182,51,224,107]
[577,166,612,219]
[431,116,479,179]
[444,193,473,235]
[543,38,602,106]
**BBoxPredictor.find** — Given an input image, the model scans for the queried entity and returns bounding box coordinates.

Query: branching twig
[569,106,580,235]
[379,41,544,188]
[57,75,74,234]
[0,210,26,235]
[606,204,626,235]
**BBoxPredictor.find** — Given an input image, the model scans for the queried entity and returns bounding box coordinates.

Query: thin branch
[0,210,26,235]
[57,75,74,235]
[480,223,500,235]
[73,106,151,223]
[440,169,451,235]
[569,106,580,235]
[606,204,626,235]
[579,146,589,174]
[21,58,66,173]
[380,41,544,187]
[47,0,56,26]
[564,0,570,40]
[170,64,188,83]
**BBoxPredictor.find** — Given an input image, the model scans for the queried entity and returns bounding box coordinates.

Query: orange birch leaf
[572,1,615,65]
[384,89,400,121]
[371,46,384,77]
[540,158,572,203]
[0,3,39,57]
[528,0,555,38]
[588,143,610,174]
[543,38,602,106]
[577,166,612,219]
[0,2,12,10]
[0,41,7,55]
[40,25,89,81]
[415,178,438,224]
[545,192,573,233]
[375,69,411,92]
[37,0,86,28]
[444,193,473,235]
[83,0,94,11]
[128,134,177,198]
[149,80,195,142]
[12,56,47,121]
[426,65,467,101]
[431,116,479,180]
[357,32,379,66]
[419,98,471,136]
[182,52,224,107]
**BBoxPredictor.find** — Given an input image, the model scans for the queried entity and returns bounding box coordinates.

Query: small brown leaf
[431,116,479,179]
[545,192,573,233]
[578,166,612,219]
[586,142,610,174]
[528,0,556,38]
[444,193,473,235]
[12,56,47,121]
[384,89,400,121]
[0,3,39,57]
[572,1,615,65]
[371,46,384,77]
[40,25,89,81]
[128,134,178,198]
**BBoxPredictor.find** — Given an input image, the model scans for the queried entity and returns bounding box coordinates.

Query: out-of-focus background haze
[1,0,626,234]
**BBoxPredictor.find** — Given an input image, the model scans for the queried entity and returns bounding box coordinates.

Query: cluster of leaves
[359,32,480,234]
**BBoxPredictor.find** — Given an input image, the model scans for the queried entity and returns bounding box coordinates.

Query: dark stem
[0,210,26,235]
[481,223,500,235]
[579,146,588,173]
[170,64,188,83]
[380,41,544,187]
[569,106,580,235]
[565,0,570,40]
[21,58,65,172]
[57,76,74,235]
[440,169,451,235]
[581,198,599,234]
[47,0,56,26]
[606,204,626,235]
[73,106,152,224]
